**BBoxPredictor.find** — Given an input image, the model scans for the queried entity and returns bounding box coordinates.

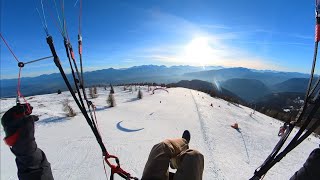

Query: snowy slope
[1,87,319,180]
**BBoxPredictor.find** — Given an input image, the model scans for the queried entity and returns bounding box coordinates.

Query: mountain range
[0,65,315,100]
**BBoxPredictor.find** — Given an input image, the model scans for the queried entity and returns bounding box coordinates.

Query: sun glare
[184,37,213,66]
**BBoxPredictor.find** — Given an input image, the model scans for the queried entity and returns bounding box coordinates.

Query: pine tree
[93,86,98,95]
[107,93,116,107]
[110,84,115,94]
[137,89,143,99]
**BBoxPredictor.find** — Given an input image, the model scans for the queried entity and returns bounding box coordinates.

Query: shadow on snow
[37,116,66,124]
[236,128,250,164]
[94,106,110,111]
[116,121,144,132]
[125,98,139,103]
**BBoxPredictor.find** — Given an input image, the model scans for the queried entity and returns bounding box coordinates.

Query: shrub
[93,86,98,94]
[62,99,76,117]
[89,87,98,98]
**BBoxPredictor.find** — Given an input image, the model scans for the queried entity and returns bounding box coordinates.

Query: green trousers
[142,138,204,180]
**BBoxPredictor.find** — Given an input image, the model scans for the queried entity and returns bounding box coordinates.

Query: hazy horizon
[0,64,312,80]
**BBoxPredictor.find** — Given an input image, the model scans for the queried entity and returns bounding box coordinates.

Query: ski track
[190,90,226,179]
[1,87,319,180]
[193,92,255,179]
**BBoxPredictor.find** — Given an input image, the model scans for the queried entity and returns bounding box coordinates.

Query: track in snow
[190,90,226,179]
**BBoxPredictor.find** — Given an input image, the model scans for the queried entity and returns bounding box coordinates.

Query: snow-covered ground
[1,87,319,180]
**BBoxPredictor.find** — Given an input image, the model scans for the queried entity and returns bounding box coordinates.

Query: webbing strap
[250,3,320,178]
[46,35,138,180]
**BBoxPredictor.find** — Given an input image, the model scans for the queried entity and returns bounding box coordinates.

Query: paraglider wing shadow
[116,121,144,132]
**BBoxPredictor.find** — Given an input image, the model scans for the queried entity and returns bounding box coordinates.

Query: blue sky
[0,0,318,79]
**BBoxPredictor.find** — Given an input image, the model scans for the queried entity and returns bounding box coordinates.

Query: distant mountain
[183,67,309,86]
[0,65,221,98]
[1,73,68,98]
[0,65,312,98]
[272,78,311,93]
[221,78,272,102]
[170,80,215,91]
[168,79,243,102]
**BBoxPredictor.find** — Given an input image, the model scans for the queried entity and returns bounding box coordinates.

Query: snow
[1,87,319,180]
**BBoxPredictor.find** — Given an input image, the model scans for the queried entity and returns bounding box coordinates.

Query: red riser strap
[315,24,320,42]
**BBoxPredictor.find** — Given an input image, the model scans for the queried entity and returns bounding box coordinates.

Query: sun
[184,36,213,66]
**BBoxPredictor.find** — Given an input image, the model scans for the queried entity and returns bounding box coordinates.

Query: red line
[17,67,31,113]
[17,67,22,96]
[0,33,20,63]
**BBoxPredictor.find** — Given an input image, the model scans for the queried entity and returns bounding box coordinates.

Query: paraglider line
[0,33,20,62]
[74,0,79,7]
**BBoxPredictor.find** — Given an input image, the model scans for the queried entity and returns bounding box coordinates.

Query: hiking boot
[170,130,191,169]
[182,130,190,144]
